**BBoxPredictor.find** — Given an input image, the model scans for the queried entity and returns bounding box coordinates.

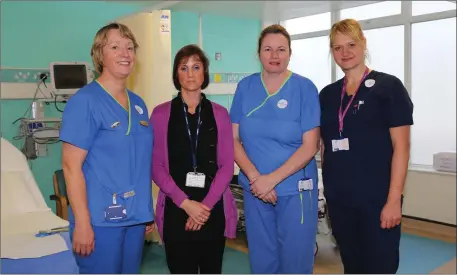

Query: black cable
[54,94,66,112]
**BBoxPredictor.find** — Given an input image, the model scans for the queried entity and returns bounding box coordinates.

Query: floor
[225,218,456,274]
[141,217,456,274]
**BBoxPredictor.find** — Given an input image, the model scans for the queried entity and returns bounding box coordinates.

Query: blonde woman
[60,23,154,273]
[319,19,413,273]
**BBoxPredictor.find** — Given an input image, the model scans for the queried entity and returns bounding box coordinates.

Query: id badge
[105,204,127,221]
[104,193,127,221]
[185,172,206,188]
[332,138,349,152]
[298,178,313,192]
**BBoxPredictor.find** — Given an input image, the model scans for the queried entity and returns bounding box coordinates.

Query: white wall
[403,170,456,225]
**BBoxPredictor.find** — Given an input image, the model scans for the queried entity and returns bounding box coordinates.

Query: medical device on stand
[13,62,94,160]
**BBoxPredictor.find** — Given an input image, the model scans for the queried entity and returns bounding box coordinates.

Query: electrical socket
[39,72,48,81]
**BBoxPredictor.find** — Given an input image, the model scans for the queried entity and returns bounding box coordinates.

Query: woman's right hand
[180,199,211,225]
[72,222,95,256]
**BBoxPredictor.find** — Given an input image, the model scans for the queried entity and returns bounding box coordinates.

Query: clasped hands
[249,172,279,205]
[180,199,211,231]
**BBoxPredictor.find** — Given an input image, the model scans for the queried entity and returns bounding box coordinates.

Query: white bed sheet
[1,138,69,259]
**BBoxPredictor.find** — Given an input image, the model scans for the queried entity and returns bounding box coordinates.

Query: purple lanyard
[338,67,369,136]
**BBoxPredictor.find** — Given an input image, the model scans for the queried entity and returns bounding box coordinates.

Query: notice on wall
[160,11,170,34]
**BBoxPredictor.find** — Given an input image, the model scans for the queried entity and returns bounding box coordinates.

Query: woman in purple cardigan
[149,44,238,274]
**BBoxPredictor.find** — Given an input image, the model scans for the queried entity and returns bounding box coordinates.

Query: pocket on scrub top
[97,123,127,145]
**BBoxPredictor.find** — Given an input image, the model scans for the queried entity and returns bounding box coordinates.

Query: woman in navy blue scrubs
[319,19,413,274]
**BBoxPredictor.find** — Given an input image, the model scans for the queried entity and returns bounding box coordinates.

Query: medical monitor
[49,62,94,95]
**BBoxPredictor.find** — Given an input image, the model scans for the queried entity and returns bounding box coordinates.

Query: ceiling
[128,1,382,21]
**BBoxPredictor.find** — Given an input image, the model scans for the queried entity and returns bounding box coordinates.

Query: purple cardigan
[150,100,238,241]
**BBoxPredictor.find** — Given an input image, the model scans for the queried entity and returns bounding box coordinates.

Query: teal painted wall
[1,2,261,211]
[201,14,261,110]
[170,11,200,63]
[0,100,64,213]
[202,14,260,73]
[0,1,151,213]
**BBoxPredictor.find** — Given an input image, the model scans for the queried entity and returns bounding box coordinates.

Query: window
[289,36,332,92]
[340,1,401,21]
[281,12,331,35]
[412,1,456,16]
[410,17,456,166]
[336,25,405,84]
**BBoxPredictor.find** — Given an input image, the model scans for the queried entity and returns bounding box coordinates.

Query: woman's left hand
[380,200,402,229]
[250,174,278,199]
[145,222,156,236]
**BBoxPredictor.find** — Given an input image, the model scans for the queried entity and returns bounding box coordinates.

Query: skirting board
[403,215,457,228]
[1,82,238,99]
[402,216,456,244]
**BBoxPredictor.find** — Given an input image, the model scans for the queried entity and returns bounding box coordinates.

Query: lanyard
[338,67,369,136]
[181,97,202,172]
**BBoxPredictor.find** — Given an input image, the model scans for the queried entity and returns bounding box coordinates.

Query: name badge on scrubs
[298,178,313,192]
[332,138,350,152]
[186,172,206,188]
[105,194,127,221]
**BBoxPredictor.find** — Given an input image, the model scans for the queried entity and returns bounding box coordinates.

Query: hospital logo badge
[135,105,143,114]
[365,79,375,88]
[277,99,288,109]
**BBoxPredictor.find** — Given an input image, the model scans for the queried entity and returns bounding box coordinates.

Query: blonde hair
[329,19,366,49]
[90,22,139,74]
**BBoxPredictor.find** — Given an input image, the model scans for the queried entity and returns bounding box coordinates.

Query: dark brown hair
[172,44,210,91]
[257,24,292,55]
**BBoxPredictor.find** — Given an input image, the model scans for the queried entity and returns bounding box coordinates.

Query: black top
[319,71,414,208]
[163,93,225,242]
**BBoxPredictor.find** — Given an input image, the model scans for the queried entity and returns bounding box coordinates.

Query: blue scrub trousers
[243,189,318,274]
[327,200,401,274]
[69,223,146,274]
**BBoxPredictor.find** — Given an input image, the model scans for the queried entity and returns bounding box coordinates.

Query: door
[118,10,173,244]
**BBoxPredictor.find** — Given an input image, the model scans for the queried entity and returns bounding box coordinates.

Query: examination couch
[0,137,78,274]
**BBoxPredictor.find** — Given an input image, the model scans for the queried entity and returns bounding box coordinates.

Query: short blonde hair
[329,19,366,49]
[90,22,139,74]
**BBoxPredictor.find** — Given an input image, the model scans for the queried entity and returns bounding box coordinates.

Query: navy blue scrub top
[319,70,414,208]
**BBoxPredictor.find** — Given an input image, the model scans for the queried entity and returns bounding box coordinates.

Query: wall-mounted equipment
[16,118,62,159]
[49,62,94,95]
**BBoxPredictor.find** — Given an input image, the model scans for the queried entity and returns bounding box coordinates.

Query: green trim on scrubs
[96,79,132,135]
[246,70,293,117]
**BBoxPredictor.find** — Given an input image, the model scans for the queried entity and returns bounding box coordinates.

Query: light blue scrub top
[59,81,154,227]
[230,72,320,196]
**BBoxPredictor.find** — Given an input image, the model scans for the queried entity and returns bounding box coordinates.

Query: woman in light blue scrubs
[230,24,321,274]
[59,23,154,274]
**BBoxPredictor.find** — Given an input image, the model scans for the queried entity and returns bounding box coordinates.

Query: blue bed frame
[1,232,79,274]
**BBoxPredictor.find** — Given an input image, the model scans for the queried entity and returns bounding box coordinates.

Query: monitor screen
[53,64,88,89]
